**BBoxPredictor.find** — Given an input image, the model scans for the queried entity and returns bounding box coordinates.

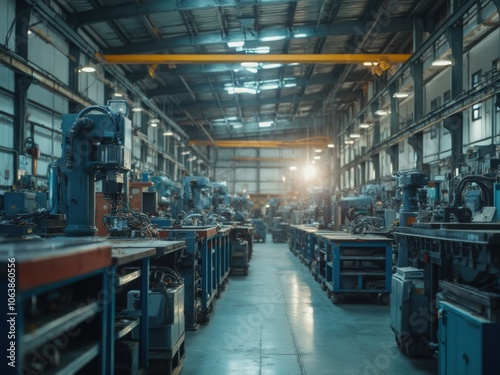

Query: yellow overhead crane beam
[100,54,411,65]
[189,137,329,148]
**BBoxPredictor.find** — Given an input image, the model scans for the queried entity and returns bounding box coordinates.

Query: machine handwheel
[378,293,390,305]
[330,293,340,304]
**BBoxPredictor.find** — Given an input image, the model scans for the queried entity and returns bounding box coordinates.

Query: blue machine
[182,176,211,214]
[49,102,132,236]
[396,172,428,228]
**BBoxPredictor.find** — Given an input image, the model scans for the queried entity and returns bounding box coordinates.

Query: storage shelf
[340,271,386,276]
[340,256,386,260]
[115,319,140,340]
[116,269,141,286]
[22,301,101,354]
[46,342,100,375]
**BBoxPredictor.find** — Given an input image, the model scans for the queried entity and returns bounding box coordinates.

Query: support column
[387,145,399,173]
[412,18,424,123]
[408,132,424,171]
[371,154,380,184]
[447,23,463,99]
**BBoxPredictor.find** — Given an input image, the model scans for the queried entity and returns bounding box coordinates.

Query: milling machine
[49,101,136,237]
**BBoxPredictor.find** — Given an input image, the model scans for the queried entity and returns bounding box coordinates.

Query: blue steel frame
[159,227,219,328]
[315,233,392,296]
[106,254,151,373]
[0,247,111,375]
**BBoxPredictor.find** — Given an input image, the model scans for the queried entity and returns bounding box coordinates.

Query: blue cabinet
[438,301,500,375]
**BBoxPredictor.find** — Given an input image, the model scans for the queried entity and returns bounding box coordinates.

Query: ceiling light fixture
[393,92,409,98]
[359,123,371,129]
[258,121,273,128]
[432,58,452,66]
[375,109,388,116]
[344,140,354,145]
[227,41,245,48]
[261,35,286,42]
[363,62,378,66]
[294,33,307,38]
[289,166,298,171]
[131,101,143,112]
[241,62,259,67]
[80,63,96,73]
[327,143,335,148]
[232,124,243,129]
[349,133,361,138]
[313,155,321,160]
[314,149,322,153]
[163,130,174,136]
[150,122,158,128]
[262,63,282,69]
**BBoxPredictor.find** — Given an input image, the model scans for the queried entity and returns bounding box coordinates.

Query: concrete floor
[181,236,437,375]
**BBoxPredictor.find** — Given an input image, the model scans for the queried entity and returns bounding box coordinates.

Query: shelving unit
[315,232,393,304]
[0,239,112,375]
[108,239,186,375]
[158,227,218,328]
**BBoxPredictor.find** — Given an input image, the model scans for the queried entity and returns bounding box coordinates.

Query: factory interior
[1,0,500,374]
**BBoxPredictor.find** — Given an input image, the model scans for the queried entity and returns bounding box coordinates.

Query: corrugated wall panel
[0,92,14,115]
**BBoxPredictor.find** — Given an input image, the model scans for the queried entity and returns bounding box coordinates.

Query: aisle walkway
[181,236,437,375]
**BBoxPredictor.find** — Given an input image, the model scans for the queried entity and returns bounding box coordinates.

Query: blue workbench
[314,232,393,304]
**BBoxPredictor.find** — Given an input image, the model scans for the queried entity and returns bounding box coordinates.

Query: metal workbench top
[315,232,393,242]
[394,226,500,244]
[107,239,185,256]
[0,238,112,291]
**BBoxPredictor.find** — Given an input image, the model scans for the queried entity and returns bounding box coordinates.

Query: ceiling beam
[102,53,411,65]
[144,74,339,97]
[188,137,329,148]
[177,93,326,112]
[69,0,297,27]
[103,20,414,54]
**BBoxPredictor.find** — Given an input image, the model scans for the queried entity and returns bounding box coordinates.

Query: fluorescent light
[181,151,190,155]
[245,68,258,73]
[359,123,371,129]
[232,124,243,129]
[432,58,452,66]
[349,133,361,138]
[288,63,299,66]
[261,83,279,90]
[327,143,335,148]
[375,109,388,116]
[113,91,124,97]
[393,92,409,98]
[150,122,158,128]
[225,87,258,95]
[163,130,174,136]
[289,166,298,171]
[258,121,273,128]
[227,41,245,48]
[363,62,378,66]
[227,116,238,120]
[283,82,297,88]
[261,35,286,42]
[131,107,143,112]
[314,149,322,153]
[294,33,307,38]
[313,155,321,160]
[344,140,354,145]
[254,46,270,54]
[149,118,160,124]
[262,63,282,69]
[241,62,259,67]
